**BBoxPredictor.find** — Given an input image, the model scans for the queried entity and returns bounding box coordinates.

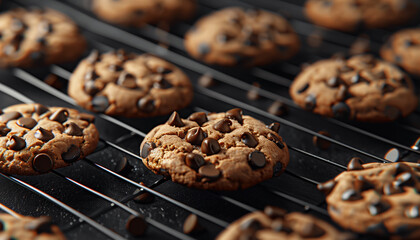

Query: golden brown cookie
[68,50,193,118]
[140,109,289,190]
[185,7,300,67]
[0,8,86,68]
[0,103,99,175]
[289,55,418,122]
[318,161,420,239]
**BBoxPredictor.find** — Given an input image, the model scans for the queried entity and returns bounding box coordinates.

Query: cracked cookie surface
[185,7,299,67]
[290,55,418,122]
[0,103,99,175]
[140,109,289,190]
[68,50,193,118]
[0,8,86,68]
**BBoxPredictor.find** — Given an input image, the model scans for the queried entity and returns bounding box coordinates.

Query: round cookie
[0,214,66,240]
[289,55,418,122]
[184,7,300,67]
[381,28,420,76]
[305,0,418,32]
[92,0,196,27]
[318,161,420,239]
[217,206,354,240]
[140,109,289,190]
[0,8,86,68]
[68,50,193,118]
[0,103,99,175]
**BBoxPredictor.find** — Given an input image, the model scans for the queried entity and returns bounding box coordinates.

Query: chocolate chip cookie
[140,109,289,190]
[289,55,418,122]
[305,0,418,32]
[184,7,300,67]
[0,214,66,240]
[0,8,86,68]
[92,0,196,27]
[68,50,193,118]
[318,161,420,239]
[381,28,420,76]
[0,103,99,175]
[217,206,354,240]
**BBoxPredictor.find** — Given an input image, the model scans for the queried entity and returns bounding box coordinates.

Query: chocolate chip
[0,220,3,231]
[126,215,147,237]
[86,50,99,64]
[84,81,100,95]
[49,109,68,123]
[198,164,220,180]
[383,183,402,195]
[337,85,349,100]
[213,118,232,133]
[108,64,123,72]
[0,126,11,136]
[268,101,288,116]
[350,73,361,84]
[153,76,172,89]
[115,157,130,174]
[198,73,215,88]
[295,222,325,238]
[140,142,156,158]
[384,148,400,162]
[304,94,316,110]
[317,180,336,195]
[36,37,46,45]
[7,135,26,151]
[183,214,203,234]
[341,189,362,201]
[264,206,286,219]
[297,83,309,94]
[247,82,260,100]
[62,145,81,163]
[38,21,53,34]
[201,138,220,155]
[17,117,37,129]
[404,40,413,47]
[347,157,364,171]
[241,132,258,148]
[155,66,173,75]
[240,218,262,231]
[380,83,395,94]
[226,108,243,124]
[24,216,52,233]
[217,33,234,44]
[271,162,283,177]
[133,190,154,204]
[197,43,210,56]
[77,113,95,123]
[248,151,266,169]
[137,98,155,113]
[268,122,281,133]
[11,18,25,32]
[405,205,419,218]
[167,111,184,127]
[0,111,22,122]
[368,200,390,216]
[267,133,285,149]
[34,104,49,115]
[186,127,206,146]
[64,122,83,136]
[185,153,205,171]
[384,106,400,120]
[117,72,137,89]
[394,172,416,188]
[312,131,331,150]
[332,102,350,119]
[326,77,339,88]
[366,222,389,235]
[394,55,402,63]
[84,70,100,81]
[116,49,128,61]
[32,153,53,173]
[34,127,54,142]
[271,220,292,233]
[92,96,109,112]
[188,112,208,126]
[244,33,259,47]
[30,51,45,62]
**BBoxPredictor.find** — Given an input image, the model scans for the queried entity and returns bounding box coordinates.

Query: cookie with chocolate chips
[0,103,99,175]
[0,214,66,240]
[318,161,420,239]
[184,7,300,67]
[68,50,193,117]
[381,28,420,76]
[92,0,196,27]
[0,8,86,68]
[217,206,354,240]
[305,0,418,32]
[289,55,418,122]
[140,109,289,190]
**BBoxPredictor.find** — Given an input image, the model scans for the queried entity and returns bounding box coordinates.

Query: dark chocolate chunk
[198,73,215,88]
[271,220,292,233]
[92,96,109,112]
[198,164,220,180]
[317,180,336,195]
[49,109,68,123]
[268,122,281,133]
[16,117,37,129]
[217,33,234,44]
[155,66,173,75]
[133,190,154,204]
[295,222,325,238]
[366,222,389,235]
[394,55,402,63]
[34,104,49,115]
[241,132,258,148]
[347,157,364,171]
[188,112,208,126]
[272,161,283,177]
[248,151,266,169]
[332,102,350,119]
[384,106,400,120]
[116,49,128,61]
[264,206,286,219]
[34,127,54,142]
[185,153,205,171]
[244,33,259,47]
[394,163,412,176]
[137,98,155,113]
[0,126,11,136]
[350,73,361,84]
[38,20,53,34]
[186,127,206,146]
[117,72,137,89]
[126,215,147,237]
[213,118,232,133]
[183,214,203,234]
[394,172,416,188]
[240,218,262,231]
[140,142,156,158]
[64,122,83,136]
[405,205,419,218]
[24,216,52,233]
[383,183,402,195]
[0,111,22,122]
[36,37,46,46]
[268,101,288,116]
[404,39,413,47]
[201,138,220,155]
[226,108,243,124]
[267,133,285,149]
[108,64,123,72]
[304,94,316,110]
[7,135,26,151]
[30,51,45,62]
[84,70,100,81]
[341,189,362,201]
[297,83,309,94]
[167,111,184,127]
[11,18,25,32]
[153,76,172,89]
[115,157,130,174]
[380,83,395,94]
[62,144,81,163]
[32,153,53,173]
[384,148,400,162]
[368,200,390,216]
[312,131,331,150]
[337,85,349,100]
[86,50,99,64]
[197,43,211,56]
[326,77,339,88]
[84,81,100,95]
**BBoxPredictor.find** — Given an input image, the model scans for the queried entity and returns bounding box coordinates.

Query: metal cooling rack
[0,0,419,239]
